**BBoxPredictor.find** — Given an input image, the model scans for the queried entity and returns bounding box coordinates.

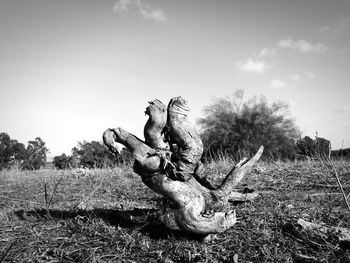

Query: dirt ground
[1,160,350,262]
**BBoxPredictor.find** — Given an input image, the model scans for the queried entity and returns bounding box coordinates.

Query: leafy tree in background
[53,141,134,170]
[296,136,315,156]
[53,153,78,169]
[21,137,49,170]
[198,91,300,161]
[72,140,118,168]
[0,132,26,170]
[315,136,331,157]
[296,135,331,158]
[116,148,134,165]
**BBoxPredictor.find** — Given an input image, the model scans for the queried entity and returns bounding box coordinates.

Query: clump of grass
[1,160,350,262]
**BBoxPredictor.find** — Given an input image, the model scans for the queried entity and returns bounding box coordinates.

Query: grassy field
[1,159,350,262]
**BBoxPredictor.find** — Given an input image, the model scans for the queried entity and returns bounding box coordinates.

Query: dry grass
[1,160,350,262]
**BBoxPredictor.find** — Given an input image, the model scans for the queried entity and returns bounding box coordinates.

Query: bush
[296,136,331,158]
[0,132,26,170]
[53,153,78,169]
[198,91,300,161]
[71,140,133,168]
[20,137,49,170]
[55,141,135,170]
[0,133,48,170]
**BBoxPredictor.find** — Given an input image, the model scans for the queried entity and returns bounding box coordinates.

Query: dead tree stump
[103,97,263,235]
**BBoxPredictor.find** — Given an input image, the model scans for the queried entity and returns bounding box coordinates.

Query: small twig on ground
[308,192,347,197]
[48,176,63,208]
[44,177,48,214]
[44,176,63,215]
[0,240,17,263]
[323,157,350,213]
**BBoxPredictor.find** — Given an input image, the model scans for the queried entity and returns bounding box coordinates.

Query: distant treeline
[331,148,350,158]
[50,91,336,169]
[198,91,332,162]
[52,141,133,170]
[0,132,134,171]
[1,91,343,171]
[0,132,48,171]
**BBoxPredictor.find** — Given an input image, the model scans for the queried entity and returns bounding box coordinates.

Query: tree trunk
[103,97,263,235]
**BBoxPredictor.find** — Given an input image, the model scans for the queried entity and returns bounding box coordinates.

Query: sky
[0,0,350,158]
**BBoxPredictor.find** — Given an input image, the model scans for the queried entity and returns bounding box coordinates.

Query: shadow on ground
[13,207,206,240]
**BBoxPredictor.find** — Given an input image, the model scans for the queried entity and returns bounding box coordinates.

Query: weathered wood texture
[103,97,263,235]
[287,219,350,249]
[144,99,169,151]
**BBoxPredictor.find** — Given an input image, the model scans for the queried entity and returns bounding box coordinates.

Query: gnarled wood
[103,128,162,173]
[103,96,263,235]
[166,97,204,181]
[103,128,237,234]
[144,99,169,150]
[217,146,263,195]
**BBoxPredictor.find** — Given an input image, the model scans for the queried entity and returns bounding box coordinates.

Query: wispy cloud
[238,36,325,75]
[319,26,332,33]
[278,37,327,54]
[257,47,276,58]
[114,0,131,12]
[113,0,167,22]
[319,16,350,35]
[236,58,269,74]
[270,79,287,89]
